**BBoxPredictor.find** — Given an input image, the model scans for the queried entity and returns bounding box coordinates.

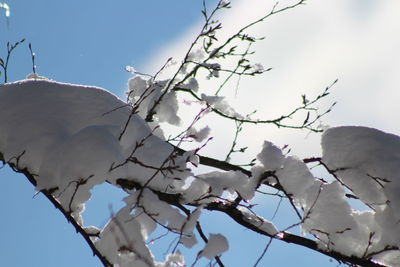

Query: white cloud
[143,0,400,159]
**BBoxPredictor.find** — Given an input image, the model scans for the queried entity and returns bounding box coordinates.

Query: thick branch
[174,145,251,175]
[2,145,391,267]
[115,178,388,267]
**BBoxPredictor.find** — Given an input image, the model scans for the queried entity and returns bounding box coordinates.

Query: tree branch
[115,178,389,267]
[2,159,113,267]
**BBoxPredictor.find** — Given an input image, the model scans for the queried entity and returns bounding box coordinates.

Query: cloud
[143,0,400,158]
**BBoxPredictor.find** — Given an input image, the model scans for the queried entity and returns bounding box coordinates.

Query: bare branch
[3,162,113,267]
[0,39,25,83]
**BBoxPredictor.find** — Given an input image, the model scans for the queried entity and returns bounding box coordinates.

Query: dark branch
[2,159,113,267]
[115,178,389,267]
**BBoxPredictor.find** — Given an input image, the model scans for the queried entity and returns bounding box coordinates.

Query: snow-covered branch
[2,1,400,266]
[2,77,399,267]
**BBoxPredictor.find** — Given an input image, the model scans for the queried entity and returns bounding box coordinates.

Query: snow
[26,73,47,80]
[238,207,279,236]
[156,252,185,267]
[0,79,190,218]
[181,77,199,92]
[83,225,101,236]
[0,79,143,169]
[3,79,400,266]
[0,2,10,17]
[252,126,400,265]
[95,201,154,267]
[127,76,181,125]
[322,126,400,212]
[95,189,201,266]
[182,177,212,204]
[196,170,258,201]
[275,156,318,208]
[321,126,400,261]
[218,0,231,8]
[198,233,229,260]
[187,49,206,63]
[256,141,285,171]
[200,93,243,119]
[182,169,259,204]
[187,126,210,142]
[179,207,202,248]
[182,207,203,234]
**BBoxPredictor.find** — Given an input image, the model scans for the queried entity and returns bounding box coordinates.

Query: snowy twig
[144,0,308,125]
[143,1,223,122]
[174,79,336,132]
[28,43,36,75]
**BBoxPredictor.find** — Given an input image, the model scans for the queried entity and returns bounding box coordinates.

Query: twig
[5,163,113,267]
[28,43,36,75]
[0,39,26,83]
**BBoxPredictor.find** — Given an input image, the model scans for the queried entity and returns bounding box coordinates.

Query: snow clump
[251,127,400,265]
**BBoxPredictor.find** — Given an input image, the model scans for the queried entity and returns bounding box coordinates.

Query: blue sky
[1,0,215,90]
[1,0,400,266]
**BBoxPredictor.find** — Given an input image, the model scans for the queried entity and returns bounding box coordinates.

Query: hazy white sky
[145,0,400,161]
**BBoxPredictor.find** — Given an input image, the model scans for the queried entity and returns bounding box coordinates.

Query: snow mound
[322,126,400,213]
[0,79,236,266]
[127,76,181,125]
[198,233,229,260]
[322,126,400,257]
[0,79,188,219]
[252,126,400,265]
